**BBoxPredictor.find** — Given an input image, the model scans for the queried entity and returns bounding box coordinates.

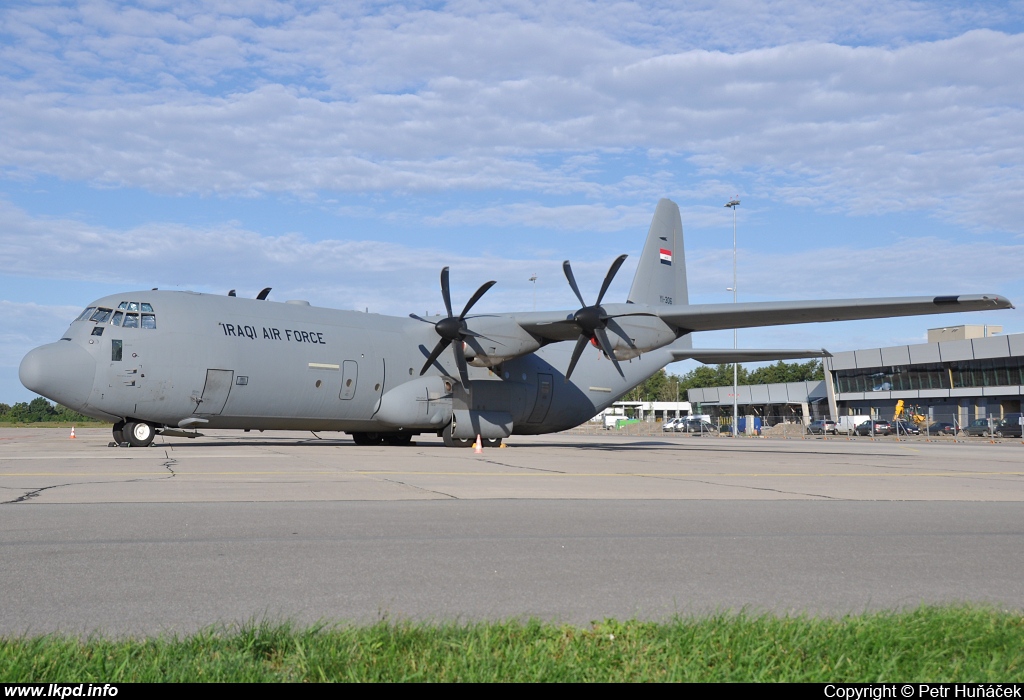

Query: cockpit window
[90,308,112,323]
[77,307,96,321]
[114,302,157,328]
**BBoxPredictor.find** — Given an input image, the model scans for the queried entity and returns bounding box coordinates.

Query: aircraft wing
[509,311,583,342]
[655,294,1013,333]
[671,348,829,363]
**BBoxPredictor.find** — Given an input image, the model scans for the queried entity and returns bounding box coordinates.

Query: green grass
[2,606,1023,682]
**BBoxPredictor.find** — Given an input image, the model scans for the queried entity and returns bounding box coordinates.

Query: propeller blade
[562,261,587,308]
[565,335,590,382]
[453,340,470,386]
[440,267,453,318]
[596,254,628,306]
[419,338,451,376]
[594,327,625,378]
[409,313,434,323]
[459,280,497,319]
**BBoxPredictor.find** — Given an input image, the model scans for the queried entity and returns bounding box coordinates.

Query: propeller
[410,267,496,385]
[561,254,653,381]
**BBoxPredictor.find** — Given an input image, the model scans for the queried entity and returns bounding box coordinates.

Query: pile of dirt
[759,422,810,439]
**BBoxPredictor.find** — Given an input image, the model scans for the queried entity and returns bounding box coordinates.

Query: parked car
[855,420,891,436]
[807,420,838,435]
[680,419,716,434]
[994,413,1023,438]
[662,417,683,432]
[964,418,998,437]
[924,422,957,436]
[890,420,920,435]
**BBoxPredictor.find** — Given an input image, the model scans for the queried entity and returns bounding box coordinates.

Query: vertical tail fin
[627,198,688,307]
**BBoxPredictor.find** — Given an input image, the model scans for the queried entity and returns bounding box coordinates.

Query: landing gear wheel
[351,432,384,446]
[112,420,126,445]
[483,437,502,448]
[442,423,473,448]
[383,433,414,446]
[125,421,155,448]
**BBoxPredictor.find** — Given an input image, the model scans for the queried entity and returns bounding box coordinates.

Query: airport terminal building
[686,325,1024,427]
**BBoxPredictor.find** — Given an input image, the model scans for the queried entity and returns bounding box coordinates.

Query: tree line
[625,360,825,403]
[0,398,97,423]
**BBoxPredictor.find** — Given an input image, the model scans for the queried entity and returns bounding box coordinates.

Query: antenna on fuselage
[228,290,236,297]
[256,287,271,300]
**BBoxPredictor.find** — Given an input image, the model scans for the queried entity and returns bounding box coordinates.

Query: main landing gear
[350,432,414,446]
[440,422,502,448]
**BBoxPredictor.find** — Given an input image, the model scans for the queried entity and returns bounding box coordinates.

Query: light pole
[725,199,740,436]
[529,274,537,311]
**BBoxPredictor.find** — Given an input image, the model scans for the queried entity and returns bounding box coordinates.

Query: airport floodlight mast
[725,198,741,436]
[529,274,537,311]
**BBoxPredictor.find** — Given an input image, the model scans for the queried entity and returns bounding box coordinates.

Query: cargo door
[194,369,234,415]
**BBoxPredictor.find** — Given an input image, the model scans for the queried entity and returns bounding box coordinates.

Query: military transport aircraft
[19,199,1013,448]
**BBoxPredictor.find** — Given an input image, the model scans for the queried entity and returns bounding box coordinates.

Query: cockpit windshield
[75,301,157,328]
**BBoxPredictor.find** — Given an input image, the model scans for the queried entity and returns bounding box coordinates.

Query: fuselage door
[194,369,234,415]
[339,360,358,400]
[526,373,553,424]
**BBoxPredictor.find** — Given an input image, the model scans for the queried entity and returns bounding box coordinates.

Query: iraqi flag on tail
[659,248,672,265]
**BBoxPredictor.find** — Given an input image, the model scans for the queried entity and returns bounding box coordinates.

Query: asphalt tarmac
[2,427,1023,635]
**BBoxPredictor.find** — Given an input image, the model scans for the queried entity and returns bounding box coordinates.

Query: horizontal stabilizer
[671,348,829,364]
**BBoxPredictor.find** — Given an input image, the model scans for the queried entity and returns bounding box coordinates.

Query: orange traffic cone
[69,426,76,439]
[474,434,483,454]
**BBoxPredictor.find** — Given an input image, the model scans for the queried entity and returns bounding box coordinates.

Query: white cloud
[1,1,1021,231]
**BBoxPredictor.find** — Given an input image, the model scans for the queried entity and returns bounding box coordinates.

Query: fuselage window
[91,326,104,336]
[141,313,156,329]
[77,307,96,322]
[90,308,113,323]
[111,339,122,362]
[110,311,123,326]
[118,302,129,310]
[123,313,139,328]
[141,303,153,312]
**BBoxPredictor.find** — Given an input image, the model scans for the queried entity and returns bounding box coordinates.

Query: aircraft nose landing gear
[111,420,126,445]
[116,421,154,448]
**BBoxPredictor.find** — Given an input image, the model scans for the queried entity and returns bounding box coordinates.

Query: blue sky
[2,0,1023,402]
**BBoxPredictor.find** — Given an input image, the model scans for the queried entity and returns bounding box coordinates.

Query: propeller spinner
[410,267,496,385]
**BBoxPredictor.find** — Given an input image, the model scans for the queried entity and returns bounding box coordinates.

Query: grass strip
[2,606,1022,682]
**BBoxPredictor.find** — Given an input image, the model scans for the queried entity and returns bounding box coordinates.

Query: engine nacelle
[603,315,678,360]
[462,316,542,367]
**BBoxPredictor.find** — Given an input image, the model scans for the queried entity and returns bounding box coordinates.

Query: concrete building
[687,326,1023,428]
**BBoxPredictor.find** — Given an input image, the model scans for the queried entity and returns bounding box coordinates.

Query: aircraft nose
[19,342,96,408]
